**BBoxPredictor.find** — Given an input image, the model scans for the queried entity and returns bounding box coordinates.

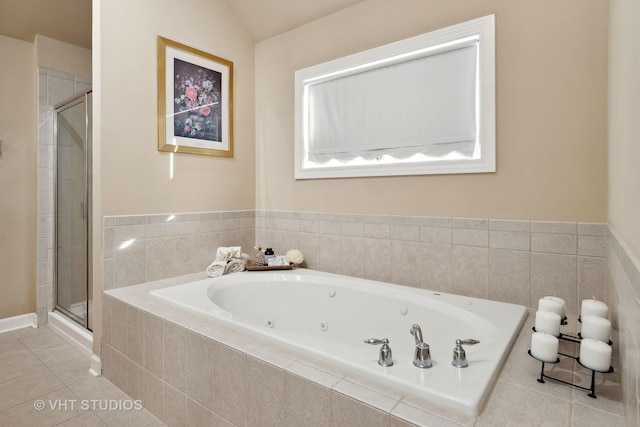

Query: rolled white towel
[216,246,242,261]
[206,259,227,278]
[225,258,246,274]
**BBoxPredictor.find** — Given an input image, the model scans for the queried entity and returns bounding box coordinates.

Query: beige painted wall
[0,35,37,318]
[35,35,92,77]
[100,0,255,216]
[255,0,608,222]
[609,0,640,260]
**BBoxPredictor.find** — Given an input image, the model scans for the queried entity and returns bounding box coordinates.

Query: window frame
[294,14,495,179]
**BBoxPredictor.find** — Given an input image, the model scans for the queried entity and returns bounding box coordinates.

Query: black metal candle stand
[528,327,614,398]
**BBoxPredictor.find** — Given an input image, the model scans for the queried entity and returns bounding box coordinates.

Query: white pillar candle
[581,299,608,318]
[543,296,566,317]
[535,310,561,336]
[579,338,612,372]
[530,332,559,363]
[580,315,611,343]
[538,297,564,317]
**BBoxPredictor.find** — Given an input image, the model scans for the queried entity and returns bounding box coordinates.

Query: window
[294,15,495,179]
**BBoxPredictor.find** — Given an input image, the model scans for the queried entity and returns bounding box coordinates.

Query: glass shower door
[55,94,89,328]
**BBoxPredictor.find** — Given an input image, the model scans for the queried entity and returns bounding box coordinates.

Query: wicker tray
[246,261,293,271]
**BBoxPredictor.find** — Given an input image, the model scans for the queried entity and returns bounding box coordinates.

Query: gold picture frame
[157,36,233,157]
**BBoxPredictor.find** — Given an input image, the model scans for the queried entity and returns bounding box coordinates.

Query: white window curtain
[306,42,478,163]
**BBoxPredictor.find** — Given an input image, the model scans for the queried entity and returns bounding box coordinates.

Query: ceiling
[0,0,365,49]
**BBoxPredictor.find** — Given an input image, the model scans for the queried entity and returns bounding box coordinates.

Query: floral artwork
[173,58,222,142]
[158,36,233,157]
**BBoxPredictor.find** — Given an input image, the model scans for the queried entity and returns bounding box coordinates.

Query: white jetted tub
[150,269,526,415]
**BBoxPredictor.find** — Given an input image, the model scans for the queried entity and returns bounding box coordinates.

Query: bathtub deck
[102,271,624,426]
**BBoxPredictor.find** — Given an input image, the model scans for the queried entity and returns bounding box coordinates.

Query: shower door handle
[81,201,87,219]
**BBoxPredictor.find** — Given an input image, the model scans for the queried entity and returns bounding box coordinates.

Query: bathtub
[150,268,527,415]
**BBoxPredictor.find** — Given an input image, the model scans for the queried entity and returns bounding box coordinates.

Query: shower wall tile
[530,221,577,234]
[36,67,91,324]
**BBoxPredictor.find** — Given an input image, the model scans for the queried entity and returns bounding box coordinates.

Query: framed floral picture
[157,36,233,157]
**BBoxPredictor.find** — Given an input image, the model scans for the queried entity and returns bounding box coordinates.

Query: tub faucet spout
[410,324,432,368]
[410,324,424,345]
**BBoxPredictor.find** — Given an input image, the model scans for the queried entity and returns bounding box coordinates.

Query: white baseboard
[89,353,102,377]
[0,312,38,333]
[48,311,92,357]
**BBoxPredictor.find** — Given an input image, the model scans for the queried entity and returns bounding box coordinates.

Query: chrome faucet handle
[364,338,394,367]
[452,338,480,368]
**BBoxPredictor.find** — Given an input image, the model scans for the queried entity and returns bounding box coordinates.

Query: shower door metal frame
[53,90,93,330]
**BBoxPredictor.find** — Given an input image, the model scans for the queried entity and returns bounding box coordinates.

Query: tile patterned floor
[0,314,628,427]
[0,325,164,427]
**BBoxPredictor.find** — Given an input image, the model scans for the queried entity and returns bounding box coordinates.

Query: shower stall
[54,91,93,330]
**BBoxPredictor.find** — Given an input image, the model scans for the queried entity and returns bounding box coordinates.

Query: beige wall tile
[143,368,164,420]
[451,245,488,299]
[332,379,399,413]
[318,234,342,274]
[146,221,173,238]
[163,384,187,427]
[364,238,391,283]
[298,232,320,269]
[342,221,364,237]
[531,221,577,234]
[102,294,113,345]
[578,235,606,257]
[531,252,577,315]
[419,225,452,244]
[453,228,488,247]
[187,397,214,427]
[578,222,606,236]
[186,332,214,410]
[531,233,577,254]
[164,321,187,392]
[488,249,530,306]
[143,312,164,378]
[341,236,365,278]
[489,230,530,250]
[124,358,144,402]
[390,240,421,287]
[391,402,459,426]
[419,243,452,293]
[578,256,607,303]
[113,238,146,287]
[197,232,220,271]
[247,358,285,427]
[284,374,331,427]
[174,235,199,276]
[111,298,127,353]
[489,219,529,232]
[364,223,391,239]
[331,392,390,427]
[391,224,420,242]
[125,305,143,364]
[214,344,247,426]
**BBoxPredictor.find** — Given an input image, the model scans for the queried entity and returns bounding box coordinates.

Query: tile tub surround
[607,227,640,426]
[103,211,607,314]
[102,211,255,290]
[256,211,607,316]
[102,275,624,426]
